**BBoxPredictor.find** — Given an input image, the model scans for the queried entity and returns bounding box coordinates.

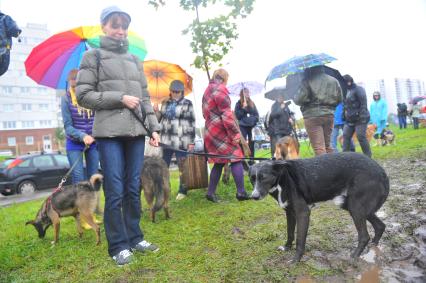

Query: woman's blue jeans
[67,146,100,184]
[97,136,145,257]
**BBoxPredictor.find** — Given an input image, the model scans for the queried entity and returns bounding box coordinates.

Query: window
[3,121,16,129]
[33,155,54,167]
[40,120,52,127]
[39,104,49,111]
[17,159,31,168]
[3,104,14,112]
[22,121,35,128]
[7,137,16,146]
[25,136,34,145]
[53,155,69,167]
[3,86,12,94]
[22,104,32,111]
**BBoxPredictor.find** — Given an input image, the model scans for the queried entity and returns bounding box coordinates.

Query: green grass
[1,125,425,282]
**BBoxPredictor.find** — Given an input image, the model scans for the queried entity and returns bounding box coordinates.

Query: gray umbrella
[264,86,290,101]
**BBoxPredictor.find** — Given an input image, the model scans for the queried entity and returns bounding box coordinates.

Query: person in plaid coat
[202,68,250,203]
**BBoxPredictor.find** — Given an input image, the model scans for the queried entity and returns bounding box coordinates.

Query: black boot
[206,194,219,203]
[236,191,251,201]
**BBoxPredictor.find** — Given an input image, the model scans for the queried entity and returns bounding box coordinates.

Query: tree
[55,127,65,151]
[148,0,255,80]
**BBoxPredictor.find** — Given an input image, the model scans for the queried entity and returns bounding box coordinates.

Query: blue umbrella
[265,53,336,82]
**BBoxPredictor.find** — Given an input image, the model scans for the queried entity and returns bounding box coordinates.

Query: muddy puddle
[281,153,426,282]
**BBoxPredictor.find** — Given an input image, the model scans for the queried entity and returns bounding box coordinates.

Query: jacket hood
[99,36,129,54]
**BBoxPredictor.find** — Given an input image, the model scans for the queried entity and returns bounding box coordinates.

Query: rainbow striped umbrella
[25,25,147,89]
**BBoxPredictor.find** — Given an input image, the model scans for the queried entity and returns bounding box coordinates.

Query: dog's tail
[89,174,103,191]
[152,174,165,212]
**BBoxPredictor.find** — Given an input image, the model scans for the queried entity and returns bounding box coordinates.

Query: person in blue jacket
[369,91,388,145]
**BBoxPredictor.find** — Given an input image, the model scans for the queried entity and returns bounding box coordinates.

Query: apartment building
[0,23,61,155]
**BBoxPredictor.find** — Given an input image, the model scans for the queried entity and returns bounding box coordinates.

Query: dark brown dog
[26,174,103,245]
[274,135,300,160]
[141,156,171,222]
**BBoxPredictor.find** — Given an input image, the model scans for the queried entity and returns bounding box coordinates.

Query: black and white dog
[249,152,389,262]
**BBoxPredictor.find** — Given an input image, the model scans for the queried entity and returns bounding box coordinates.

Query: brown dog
[338,123,377,146]
[140,156,171,222]
[274,136,300,160]
[26,174,103,245]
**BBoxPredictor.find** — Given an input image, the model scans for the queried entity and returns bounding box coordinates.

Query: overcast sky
[2,0,425,118]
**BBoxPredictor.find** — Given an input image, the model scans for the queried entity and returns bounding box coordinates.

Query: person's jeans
[398,115,407,129]
[240,126,255,160]
[331,125,355,153]
[330,125,343,153]
[343,123,371,157]
[413,117,419,129]
[162,148,187,194]
[97,137,145,257]
[304,115,334,156]
[67,146,100,184]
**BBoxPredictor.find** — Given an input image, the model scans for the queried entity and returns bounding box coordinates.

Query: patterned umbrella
[143,59,193,104]
[265,53,336,82]
[25,25,147,89]
[227,81,264,97]
[410,95,426,104]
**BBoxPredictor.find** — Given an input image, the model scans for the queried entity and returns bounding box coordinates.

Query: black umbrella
[322,66,347,98]
[284,66,347,100]
[264,86,290,101]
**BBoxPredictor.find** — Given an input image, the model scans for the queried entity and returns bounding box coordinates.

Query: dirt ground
[270,151,426,283]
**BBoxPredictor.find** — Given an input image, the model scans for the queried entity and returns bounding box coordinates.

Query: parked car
[0,153,72,196]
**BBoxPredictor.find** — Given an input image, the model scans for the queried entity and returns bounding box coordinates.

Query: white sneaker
[176,193,187,200]
[112,249,133,266]
[132,240,159,253]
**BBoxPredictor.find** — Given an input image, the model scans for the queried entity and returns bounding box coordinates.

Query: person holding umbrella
[61,69,101,228]
[294,66,342,156]
[266,93,294,156]
[234,87,259,163]
[76,6,161,266]
[202,68,251,203]
[153,80,196,201]
[410,102,422,129]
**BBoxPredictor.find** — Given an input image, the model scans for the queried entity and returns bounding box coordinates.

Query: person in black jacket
[266,94,294,156]
[397,103,408,129]
[342,74,371,157]
[235,87,259,162]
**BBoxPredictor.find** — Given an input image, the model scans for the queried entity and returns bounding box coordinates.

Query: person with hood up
[202,68,251,203]
[369,91,388,145]
[76,6,161,266]
[342,75,371,157]
[153,80,196,201]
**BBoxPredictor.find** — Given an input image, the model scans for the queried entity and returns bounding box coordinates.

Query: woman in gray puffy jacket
[76,6,161,266]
